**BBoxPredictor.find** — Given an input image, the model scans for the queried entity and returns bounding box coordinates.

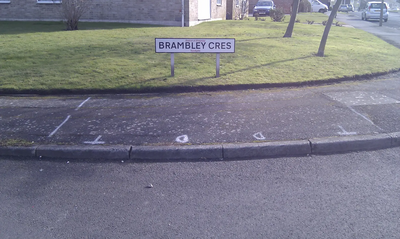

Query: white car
[361,2,389,22]
[309,0,328,13]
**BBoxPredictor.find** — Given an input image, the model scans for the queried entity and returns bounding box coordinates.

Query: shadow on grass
[0,21,167,35]
[236,36,283,42]
[127,55,314,88]
[168,55,315,87]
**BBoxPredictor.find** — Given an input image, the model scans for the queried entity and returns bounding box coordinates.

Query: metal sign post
[171,53,174,77]
[216,53,220,78]
[155,38,235,78]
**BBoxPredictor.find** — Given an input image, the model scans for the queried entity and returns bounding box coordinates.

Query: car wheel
[384,18,388,22]
[361,14,364,20]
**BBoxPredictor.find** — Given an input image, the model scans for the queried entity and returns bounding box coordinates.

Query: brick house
[0,0,227,27]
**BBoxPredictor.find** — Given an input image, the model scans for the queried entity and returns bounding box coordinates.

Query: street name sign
[155,38,235,53]
[155,38,235,77]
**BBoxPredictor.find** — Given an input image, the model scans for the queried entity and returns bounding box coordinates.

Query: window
[37,0,61,3]
[0,0,11,3]
[217,0,222,5]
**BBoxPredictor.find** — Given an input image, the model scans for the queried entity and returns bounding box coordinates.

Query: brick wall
[0,1,62,20]
[188,0,226,26]
[0,0,226,26]
[278,0,293,13]
[211,0,226,20]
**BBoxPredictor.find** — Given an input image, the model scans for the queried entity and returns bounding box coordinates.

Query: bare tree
[283,0,300,38]
[316,0,341,56]
[60,0,92,30]
[240,0,249,19]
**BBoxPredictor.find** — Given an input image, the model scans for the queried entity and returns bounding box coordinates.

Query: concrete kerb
[222,140,311,160]
[0,132,400,161]
[310,133,395,155]
[389,132,400,146]
[36,145,131,160]
[130,145,223,162]
[0,146,37,157]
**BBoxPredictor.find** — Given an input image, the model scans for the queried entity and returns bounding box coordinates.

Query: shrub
[322,20,327,26]
[298,0,311,12]
[60,0,92,30]
[270,8,285,22]
[295,18,301,23]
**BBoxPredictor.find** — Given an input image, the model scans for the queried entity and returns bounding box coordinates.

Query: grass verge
[1,14,399,94]
[0,139,34,147]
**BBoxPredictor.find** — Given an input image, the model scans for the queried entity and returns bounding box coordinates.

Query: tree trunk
[283,0,300,38]
[316,0,341,57]
[379,0,384,26]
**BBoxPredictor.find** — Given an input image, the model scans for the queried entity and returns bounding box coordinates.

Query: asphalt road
[356,10,400,30]
[335,11,400,48]
[1,147,400,238]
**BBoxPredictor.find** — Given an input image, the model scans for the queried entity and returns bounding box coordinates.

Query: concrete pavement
[2,74,400,161]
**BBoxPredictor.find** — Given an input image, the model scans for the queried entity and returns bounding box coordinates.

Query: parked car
[361,1,389,22]
[253,0,276,16]
[347,4,354,12]
[308,0,328,13]
[339,4,349,12]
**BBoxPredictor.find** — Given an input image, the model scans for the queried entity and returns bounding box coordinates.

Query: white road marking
[253,132,266,140]
[48,115,71,137]
[176,135,189,143]
[84,135,105,145]
[325,91,400,106]
[337,125,357,136]
[348,106,383,130]
[75,97,91,110]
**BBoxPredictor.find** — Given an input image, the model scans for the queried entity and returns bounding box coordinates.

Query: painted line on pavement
[48,115,71,137]
[84,135,105,145]
[253,132,266,140]
[75,97,91,111]
[337,125,357,136]
[348,106,383,130]
[176,135,189,143]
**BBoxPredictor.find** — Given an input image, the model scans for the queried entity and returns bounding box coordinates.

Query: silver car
[339,4,349,12]
[361,2,389,22]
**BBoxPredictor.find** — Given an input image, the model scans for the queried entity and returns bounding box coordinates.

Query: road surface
[1,148,400,238]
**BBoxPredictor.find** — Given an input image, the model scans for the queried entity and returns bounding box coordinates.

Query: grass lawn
[1,13,399,93]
